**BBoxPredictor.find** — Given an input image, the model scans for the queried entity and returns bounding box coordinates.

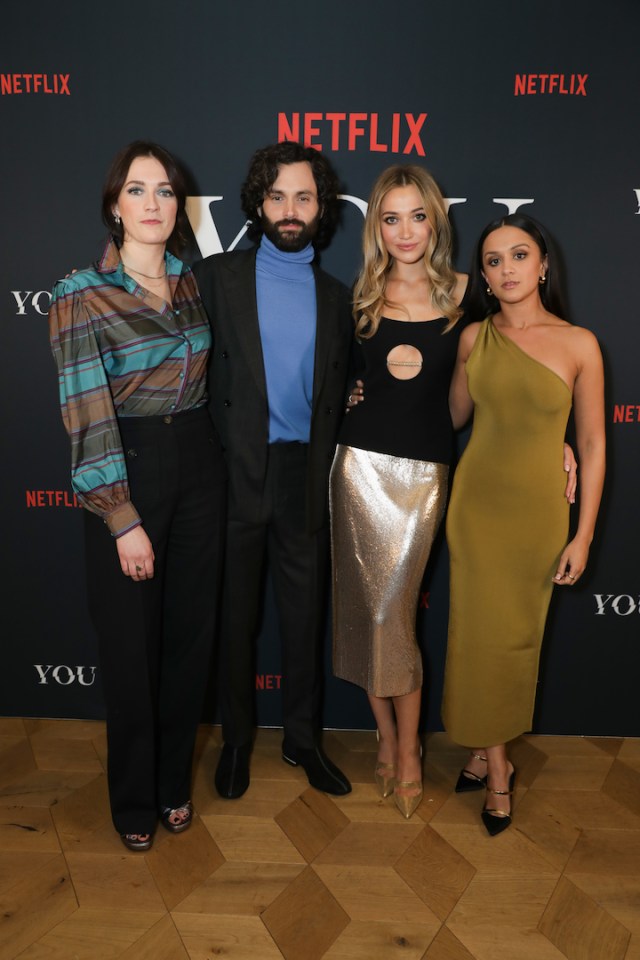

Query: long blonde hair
[354,165,462,338]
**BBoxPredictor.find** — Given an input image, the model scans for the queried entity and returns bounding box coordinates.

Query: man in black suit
[193,142,353,798]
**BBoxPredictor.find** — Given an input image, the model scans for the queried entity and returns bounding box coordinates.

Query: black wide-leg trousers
[84,408,226,835]
[219,442,329,751]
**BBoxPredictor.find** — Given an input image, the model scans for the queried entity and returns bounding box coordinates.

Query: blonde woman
[330,165,467,818]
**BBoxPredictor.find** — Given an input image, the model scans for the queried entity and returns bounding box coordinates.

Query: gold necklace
[122,261,166,281]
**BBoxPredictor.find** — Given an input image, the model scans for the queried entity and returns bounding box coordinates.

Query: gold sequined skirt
[330,445,448,698]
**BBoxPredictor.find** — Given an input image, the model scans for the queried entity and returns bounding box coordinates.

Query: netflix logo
[277,112,428,156]
[613,404,640,424]
[1,73,71,95]
[514,73,588,96]
[26,490,82,508]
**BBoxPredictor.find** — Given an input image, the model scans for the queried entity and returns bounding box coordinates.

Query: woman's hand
[563,443,577,504]
[116,526,155,580]
[346,379,364,413]
[552,537,589,586]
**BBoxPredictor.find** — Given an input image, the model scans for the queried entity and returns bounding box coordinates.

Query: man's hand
[345,379,364,413]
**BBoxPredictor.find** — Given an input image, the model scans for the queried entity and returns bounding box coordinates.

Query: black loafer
[282,743,352,796]
[215,742,251,799]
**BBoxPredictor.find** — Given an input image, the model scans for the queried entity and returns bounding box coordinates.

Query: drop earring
[539,273,546,284]
[486,285,493,296]
[114,213,121,224]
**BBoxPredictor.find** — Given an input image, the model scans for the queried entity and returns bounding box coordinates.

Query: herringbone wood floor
[1,720,639,959]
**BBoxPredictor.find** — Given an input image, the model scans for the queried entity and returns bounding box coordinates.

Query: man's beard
[261,213,319,252]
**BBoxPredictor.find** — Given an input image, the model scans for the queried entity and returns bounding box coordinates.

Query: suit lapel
[312,266,334,406]
[220,250,267,399]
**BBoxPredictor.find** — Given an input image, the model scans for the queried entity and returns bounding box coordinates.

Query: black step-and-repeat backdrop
[2,1,638,734]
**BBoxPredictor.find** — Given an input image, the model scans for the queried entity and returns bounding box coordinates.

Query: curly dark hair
[466,213,569,322]
[102,140,190,254]
[241,141,341,249]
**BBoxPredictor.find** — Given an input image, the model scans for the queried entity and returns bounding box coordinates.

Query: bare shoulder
[563,323,602,353]
[571,327,603,371]
[458,319,482,357]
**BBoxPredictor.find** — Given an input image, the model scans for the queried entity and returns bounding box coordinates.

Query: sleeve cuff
[104,502,142,538]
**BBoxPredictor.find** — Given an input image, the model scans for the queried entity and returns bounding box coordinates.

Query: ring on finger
[135,564,143,572]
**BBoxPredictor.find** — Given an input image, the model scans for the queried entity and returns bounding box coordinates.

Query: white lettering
[594,593,639,615]
[444,198,467,213]
[76,666,97,686]
[339,193,368,217]
[11,290,52,315]
[493,198,535,215]
[611,595,637,616]
[12,290,32,315]
[186,194,537,260]
[52,665,75,685]
[34,663,98,685]
[594,594,614,615]
[32,290,52,315]
[34,664,54,684]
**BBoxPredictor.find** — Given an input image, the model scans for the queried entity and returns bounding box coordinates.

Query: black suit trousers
[84,408,226,834]
[220,442,329,750]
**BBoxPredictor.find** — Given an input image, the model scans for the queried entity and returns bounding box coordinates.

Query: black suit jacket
[193,247,353,534]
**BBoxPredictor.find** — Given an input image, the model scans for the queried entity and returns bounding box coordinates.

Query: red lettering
[23,73,33,92]
[514,75,526,96]
[527,75,537,94]
[13,74,23,94]
[325,112,345,150]
[576,74,588,95]
[278,113,300,143]
[625,406,635,422]
[44,74,53,93]
[0,75,11,94]
[37,491,45,507]
[369,113,387,152]
[348,113,367,150]
[391,112,400,152]
[255,675,264,690]
[26,491,37,507]
[559,75,568,94]
[303,112,323,149]
[265,675,273,689]
[403,113,427,156]
[613,404,625,422]
[549,74,559,93]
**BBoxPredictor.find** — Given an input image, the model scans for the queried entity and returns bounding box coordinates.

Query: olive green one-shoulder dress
[442,318,572,747]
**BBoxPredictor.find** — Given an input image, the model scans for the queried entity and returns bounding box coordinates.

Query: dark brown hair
[241,140,341,249]
[466,213,568,322]
[101,140,189,254]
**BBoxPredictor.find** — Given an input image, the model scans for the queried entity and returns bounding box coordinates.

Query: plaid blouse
[49,238,211,537]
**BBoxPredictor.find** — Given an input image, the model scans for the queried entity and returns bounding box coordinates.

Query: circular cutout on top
[386,344,423,380]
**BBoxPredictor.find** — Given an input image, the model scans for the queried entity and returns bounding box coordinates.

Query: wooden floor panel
[0,722,639,958]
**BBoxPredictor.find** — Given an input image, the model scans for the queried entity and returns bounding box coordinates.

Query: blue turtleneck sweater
[255,235,317,443]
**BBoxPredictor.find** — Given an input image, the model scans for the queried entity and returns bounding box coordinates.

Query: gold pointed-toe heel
[374,761,396,798]
[393,781,423,819]
[374,729,396,798]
